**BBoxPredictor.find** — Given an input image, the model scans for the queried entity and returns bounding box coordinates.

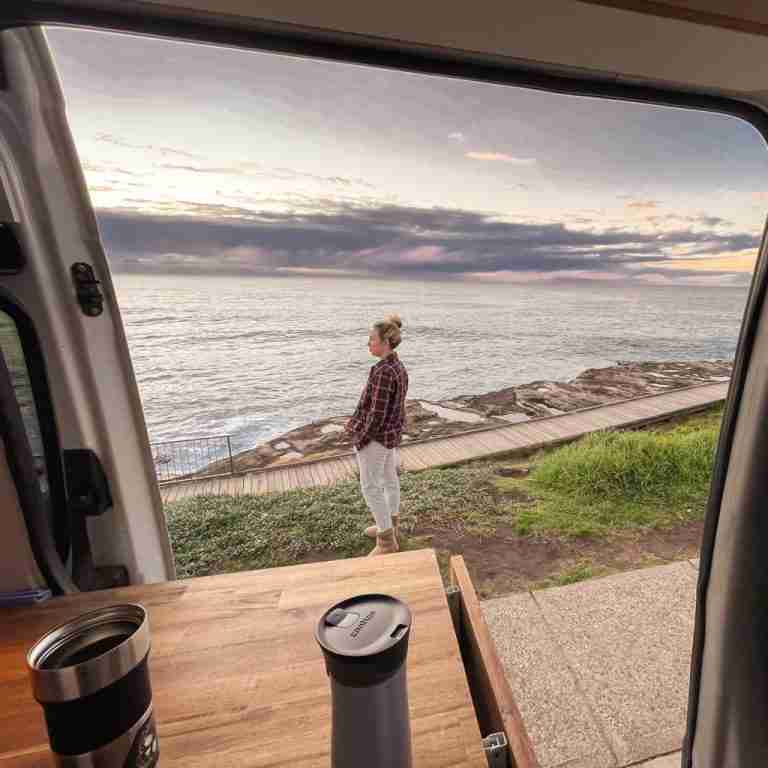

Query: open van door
[0,26,173,593]
[682,214,768,767]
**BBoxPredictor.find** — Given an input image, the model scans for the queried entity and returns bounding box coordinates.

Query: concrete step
[481,560,698,767]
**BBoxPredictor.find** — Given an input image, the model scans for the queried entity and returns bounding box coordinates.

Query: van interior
[2,2,768,767]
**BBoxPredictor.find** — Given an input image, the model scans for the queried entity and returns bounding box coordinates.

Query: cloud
[87,134,377,191]
[626,199,659,210]
[81,160,145,177]
[693,215,728,227]
[156,163,234,174]
[448,132,466,142]
[655,249,757,273]
[93,201,760,285]
[151,161,376,189]
[644,213,731,228]
[465,152,536,165]
[94,133,204,160]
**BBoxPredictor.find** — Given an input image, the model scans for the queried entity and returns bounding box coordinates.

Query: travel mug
[315,594,413,768]
[26,603,158,767]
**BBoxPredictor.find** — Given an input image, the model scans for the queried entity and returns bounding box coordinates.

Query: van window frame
[0,293,68,561]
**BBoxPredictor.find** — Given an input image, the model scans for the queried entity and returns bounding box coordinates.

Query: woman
[345,315,409,556]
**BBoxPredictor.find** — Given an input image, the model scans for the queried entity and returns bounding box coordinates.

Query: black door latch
[63,448,128,590]
[71,262,104,317]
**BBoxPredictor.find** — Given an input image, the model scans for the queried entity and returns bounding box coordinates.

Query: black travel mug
[26,603,159,767]
[315,594,413,768]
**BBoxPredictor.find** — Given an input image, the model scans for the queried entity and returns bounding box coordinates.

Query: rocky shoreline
[215,359,731,474]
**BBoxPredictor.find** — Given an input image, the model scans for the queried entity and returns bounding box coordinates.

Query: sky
[44,26,768,286]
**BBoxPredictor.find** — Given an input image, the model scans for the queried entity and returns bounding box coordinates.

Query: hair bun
[386,314,402,329]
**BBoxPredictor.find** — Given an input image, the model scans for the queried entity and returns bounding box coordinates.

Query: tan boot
[367,528,399,557]
[365,514,399,539]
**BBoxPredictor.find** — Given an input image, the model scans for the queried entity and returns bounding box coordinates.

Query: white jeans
[354,440,400,533]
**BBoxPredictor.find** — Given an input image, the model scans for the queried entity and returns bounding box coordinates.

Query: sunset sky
[45,26,768,286]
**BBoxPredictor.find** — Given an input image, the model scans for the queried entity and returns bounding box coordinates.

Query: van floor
[409,519,702,599]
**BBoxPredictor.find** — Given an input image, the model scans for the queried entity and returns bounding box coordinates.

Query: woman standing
[345,315,409,556]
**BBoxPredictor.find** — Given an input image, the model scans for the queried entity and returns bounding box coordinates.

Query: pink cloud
[356,244,456,267]
[465,152,536,165]
[464,270,626,283]
[397,246,448,264]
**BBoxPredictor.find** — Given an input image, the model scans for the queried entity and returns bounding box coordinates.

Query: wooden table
[0,550,486,767]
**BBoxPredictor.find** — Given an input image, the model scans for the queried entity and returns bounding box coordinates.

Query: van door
[0,26,173,589]
[683,215,768,767]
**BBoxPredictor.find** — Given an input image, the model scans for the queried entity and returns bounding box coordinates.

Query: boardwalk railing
[150,434,234,483]
[159,381,729,503]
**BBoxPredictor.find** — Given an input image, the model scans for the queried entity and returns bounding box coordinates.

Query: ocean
[112,274,749,452]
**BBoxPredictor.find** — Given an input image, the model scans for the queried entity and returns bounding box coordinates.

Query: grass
[530,551,676,590]
[167,465,505,578]
[644,404,724,433]
[554,562,595,585]
[512,407,722,537]
[166,403,724,580]
[533,562,599,589]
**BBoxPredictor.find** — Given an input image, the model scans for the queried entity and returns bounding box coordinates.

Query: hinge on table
[445,585,508,767]
[482,732,508,768]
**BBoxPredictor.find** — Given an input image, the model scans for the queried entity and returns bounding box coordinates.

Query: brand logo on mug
[350,611,376,638]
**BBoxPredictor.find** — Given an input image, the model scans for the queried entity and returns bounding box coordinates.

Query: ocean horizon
[113,272,749,453]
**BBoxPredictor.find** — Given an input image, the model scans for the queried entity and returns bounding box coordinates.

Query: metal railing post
[227,436,234,476]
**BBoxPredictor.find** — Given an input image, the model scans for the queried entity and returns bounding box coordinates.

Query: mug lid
[315,594,412,687]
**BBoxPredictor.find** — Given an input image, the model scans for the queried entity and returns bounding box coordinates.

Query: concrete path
[482,560,699,768]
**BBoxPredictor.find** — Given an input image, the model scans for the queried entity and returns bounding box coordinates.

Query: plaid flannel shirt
[347,352,409,450]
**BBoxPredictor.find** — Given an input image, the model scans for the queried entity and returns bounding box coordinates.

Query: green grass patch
[166,465,505,578]
[515,417,720,537]
[647,403,724,434]
[553,563,595,585]
[533,562,600,589]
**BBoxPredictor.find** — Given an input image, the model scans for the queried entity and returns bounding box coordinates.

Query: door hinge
[482,732,509,768]
[70,262,104,317]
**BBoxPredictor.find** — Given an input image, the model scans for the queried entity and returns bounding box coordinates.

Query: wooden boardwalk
[160,381,728,503]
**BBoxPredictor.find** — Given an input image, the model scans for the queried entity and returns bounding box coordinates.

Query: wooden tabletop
[0,550,486,767]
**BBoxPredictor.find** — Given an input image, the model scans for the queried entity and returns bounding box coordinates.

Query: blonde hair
[373,314,403,349]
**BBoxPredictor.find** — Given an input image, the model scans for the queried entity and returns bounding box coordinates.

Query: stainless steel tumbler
[315,594,413,768]
[26,603,158,768]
